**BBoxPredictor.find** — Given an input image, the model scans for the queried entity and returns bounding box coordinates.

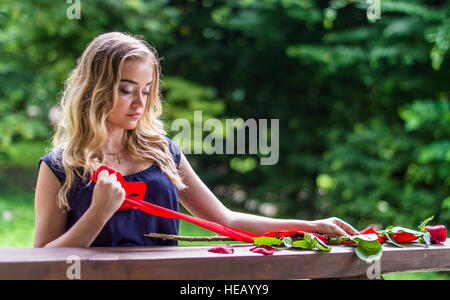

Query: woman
[34,32,358,247]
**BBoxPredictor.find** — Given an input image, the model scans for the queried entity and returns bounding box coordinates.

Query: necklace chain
[105,150,125,166]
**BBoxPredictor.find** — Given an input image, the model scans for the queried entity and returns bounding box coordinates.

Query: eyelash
[120,89,150,95]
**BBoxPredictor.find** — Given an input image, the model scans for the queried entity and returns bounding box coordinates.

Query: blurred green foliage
[0,0,448,239]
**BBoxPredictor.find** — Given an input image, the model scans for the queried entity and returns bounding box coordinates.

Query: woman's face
[106,57,154,130]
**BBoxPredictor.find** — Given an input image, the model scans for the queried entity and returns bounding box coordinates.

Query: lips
[126,113,142,119]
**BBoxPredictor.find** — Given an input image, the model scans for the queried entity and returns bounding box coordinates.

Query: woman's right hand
[89,169,126,220]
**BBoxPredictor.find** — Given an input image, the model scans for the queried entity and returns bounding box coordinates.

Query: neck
[103,125,126,154]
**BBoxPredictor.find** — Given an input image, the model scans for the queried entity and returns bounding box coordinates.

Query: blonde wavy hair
[50,31,187,211]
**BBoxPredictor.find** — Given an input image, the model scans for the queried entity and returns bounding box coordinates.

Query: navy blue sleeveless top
[38,136,181,247]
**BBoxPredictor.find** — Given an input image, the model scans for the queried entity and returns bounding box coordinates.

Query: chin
[124,123,138,130]
[111,120,136,130]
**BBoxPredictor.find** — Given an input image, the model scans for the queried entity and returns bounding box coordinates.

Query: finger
[118,185,126,197]
[106,173,118,183]
[97,169,110,180]
[108,172,118,182]
[114,181,123,190]
[112,182,125,198]
[335,218,359,236]
[330,225,349,237]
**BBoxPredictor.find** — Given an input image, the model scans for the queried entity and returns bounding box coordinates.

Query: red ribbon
[90,165,148,211]
[90,165,259,243]
[88,166,368,244]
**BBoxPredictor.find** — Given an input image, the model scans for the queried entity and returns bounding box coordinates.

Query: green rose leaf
[328,237,345,244]
[281,236,293,248]
[384,226,422,236]
[418,215,434,232]
[292,239,314,250]
[352,237,383,262]
[350,234,379,242]
[291,233,315,249]
[312,235,331,251]
[253,236,284,246]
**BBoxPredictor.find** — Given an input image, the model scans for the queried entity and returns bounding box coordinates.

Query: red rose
[424,225,447,243]
[366,227,418,243]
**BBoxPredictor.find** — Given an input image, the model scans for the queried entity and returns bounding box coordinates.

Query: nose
[133,92,146,107]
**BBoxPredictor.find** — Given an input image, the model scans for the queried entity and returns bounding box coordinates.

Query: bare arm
[178,153,358,237]
[34,162,124,247]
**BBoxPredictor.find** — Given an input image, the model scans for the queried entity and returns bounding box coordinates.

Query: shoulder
[163,136,181,168]
[164,135,181,155]
[38,148,66,185]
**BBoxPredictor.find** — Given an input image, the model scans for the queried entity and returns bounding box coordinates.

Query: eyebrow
[120,79,152,85]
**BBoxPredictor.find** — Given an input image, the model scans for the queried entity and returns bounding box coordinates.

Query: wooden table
[0,241,449,280]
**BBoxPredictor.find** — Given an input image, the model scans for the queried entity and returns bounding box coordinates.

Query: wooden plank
[0,241,448,280]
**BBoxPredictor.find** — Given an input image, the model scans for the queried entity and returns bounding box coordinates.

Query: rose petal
[208,246,234,254]
[249,245,275,255]
[390,232,418,243]
[359,227,385,243]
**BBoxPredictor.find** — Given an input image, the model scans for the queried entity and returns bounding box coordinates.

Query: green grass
[383,272,449,280]
[0,189,35,248]
[0,140,47,248]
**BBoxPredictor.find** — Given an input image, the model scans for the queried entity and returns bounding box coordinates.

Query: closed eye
[120,89,150,96]
[120,88,132,94]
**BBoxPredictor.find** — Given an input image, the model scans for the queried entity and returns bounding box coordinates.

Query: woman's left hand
[310,217,360,237]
